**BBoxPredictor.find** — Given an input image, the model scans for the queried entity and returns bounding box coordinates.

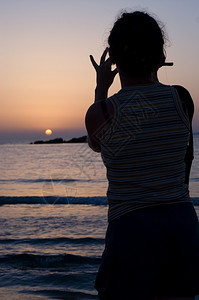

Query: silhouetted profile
[86,10,198,300]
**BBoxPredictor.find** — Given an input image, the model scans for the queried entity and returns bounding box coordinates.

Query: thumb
[89,55,98,70]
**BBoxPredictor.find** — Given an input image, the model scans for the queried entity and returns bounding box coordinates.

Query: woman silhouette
[86,11,199,300]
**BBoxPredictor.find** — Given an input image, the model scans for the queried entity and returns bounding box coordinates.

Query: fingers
[112,67,118,76]
[89,55,98,70]
[89,48,116,74]
[100,47,109,65]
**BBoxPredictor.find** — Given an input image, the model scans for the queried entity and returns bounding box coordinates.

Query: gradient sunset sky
[0,0,199,143]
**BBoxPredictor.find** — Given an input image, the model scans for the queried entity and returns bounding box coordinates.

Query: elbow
[87,136,101,153]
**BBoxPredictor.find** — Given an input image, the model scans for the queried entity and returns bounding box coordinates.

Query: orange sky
[0,0,198,143]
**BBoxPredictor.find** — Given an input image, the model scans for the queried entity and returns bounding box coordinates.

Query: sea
[0,134,199,300]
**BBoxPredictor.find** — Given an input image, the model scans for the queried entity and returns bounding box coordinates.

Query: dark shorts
[95,202,199,299]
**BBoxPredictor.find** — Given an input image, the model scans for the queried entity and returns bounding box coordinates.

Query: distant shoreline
[30,135,87,144]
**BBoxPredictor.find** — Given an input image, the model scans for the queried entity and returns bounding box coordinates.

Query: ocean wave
[0,196,107,205]
[0,178,104,183]
[0,253,101,268]
[1,196,199,206]
[190,177,199,182]
[0,237,104,245]
[192,197,199,205]
[30,288,98,299]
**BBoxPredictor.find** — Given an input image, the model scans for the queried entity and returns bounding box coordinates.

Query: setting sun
[45,129,52,136]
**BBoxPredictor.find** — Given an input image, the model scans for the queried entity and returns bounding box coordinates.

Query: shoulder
[172,85,194,121]
[85,101,102,124]
[85,100,114,152]
[85,100,114,128]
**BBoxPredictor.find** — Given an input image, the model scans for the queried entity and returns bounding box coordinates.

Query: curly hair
[108,11,166,77]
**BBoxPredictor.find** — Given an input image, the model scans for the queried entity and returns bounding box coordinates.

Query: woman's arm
[85,102,104,152]
[85,49,118,152]
[173,85,194,185]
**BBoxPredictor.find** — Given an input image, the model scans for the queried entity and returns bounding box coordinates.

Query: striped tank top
[100,82,191,222]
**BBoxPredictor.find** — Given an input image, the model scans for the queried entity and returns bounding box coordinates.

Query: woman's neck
[119,70,156,88]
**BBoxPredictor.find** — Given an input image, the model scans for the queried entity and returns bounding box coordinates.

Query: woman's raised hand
[90,48,118,100]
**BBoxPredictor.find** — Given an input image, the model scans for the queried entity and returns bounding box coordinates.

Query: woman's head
[108,11,166,77]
